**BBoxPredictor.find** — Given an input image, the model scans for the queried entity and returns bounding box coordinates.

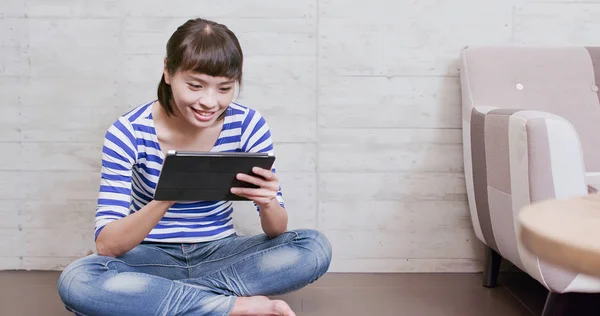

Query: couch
[459,45,600,315]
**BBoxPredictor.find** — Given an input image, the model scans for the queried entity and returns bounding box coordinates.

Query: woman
[57,17,332,316]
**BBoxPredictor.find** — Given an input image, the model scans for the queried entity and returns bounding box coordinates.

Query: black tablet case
[153,151,276,201]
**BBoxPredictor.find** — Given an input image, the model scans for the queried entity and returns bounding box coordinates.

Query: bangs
[178,33,242,80]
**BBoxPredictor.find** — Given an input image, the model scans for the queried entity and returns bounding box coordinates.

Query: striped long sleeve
[94,118,138,240]
[240,110,285,210]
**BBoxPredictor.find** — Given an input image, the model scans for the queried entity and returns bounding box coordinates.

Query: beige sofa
[459,45,600,315]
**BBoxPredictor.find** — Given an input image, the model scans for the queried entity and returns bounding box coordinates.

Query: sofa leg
[542,292,568,316]
[483,247,502,288]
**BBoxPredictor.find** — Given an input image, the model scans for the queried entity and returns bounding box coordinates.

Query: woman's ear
[163,58,171,85]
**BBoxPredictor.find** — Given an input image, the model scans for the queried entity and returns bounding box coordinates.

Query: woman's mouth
[191,108,216,122]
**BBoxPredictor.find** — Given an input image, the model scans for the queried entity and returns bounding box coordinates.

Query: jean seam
[155,282,176,316]
[145,243,186,258]
[231,265,252,297]
[103,259,186,269]
[60,260,187,283]
[190,231,299,269]
[182,245,192,279]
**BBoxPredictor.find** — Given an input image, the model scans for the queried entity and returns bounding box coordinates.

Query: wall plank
[0,200,96,230]
[0,0,27,17]
[0,46,28,76]
[319,200,471,231]
[0,143,101,171]
[0,200,22,229]
[319,201,480,264]
[25,0,122,18]
[319,172,467,202]
[0,18,28,47]
[320,128,462,145]
[18,107,117,143]
[0,171,100,200]
[276,143,316,172]
[324,229,479,259]
[319,142,463,173]
[319,76,461,128]
[330,258,483,273]
[21,256,83,271]
[514,3,600,45]
[15,77,122,108]
[28,18,120,49]
[0,228,94,258]
[28,47,122,79]
[0,104,21,142]
[0,257,23,270]
[123,0,317,18]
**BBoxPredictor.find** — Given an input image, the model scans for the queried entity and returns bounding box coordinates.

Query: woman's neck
[153,101,203,137]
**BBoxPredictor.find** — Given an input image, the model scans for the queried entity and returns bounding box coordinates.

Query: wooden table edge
[519,202,600,278]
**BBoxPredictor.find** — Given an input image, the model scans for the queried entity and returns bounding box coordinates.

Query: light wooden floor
[1,270,599,315]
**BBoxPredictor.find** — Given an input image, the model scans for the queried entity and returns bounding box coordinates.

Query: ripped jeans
[57,229,332,316]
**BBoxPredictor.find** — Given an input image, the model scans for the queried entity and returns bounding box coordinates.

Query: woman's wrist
[257,198,280,212]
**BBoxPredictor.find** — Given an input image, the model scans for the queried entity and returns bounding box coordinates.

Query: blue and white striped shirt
[94,101,285,243]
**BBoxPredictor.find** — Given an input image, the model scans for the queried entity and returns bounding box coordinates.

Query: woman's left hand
[231,167,279,208]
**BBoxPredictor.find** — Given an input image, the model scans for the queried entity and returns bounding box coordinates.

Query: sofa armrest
[467,106,590,291]
[472,106,587,204]
[468,106,587,258]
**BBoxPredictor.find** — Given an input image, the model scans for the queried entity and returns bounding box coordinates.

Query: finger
[249,196,273,206]
[252,167,277,181]
[230,187,276,199]
[230,189,275,206]
[236,173,267,187]
[236,173,279,191]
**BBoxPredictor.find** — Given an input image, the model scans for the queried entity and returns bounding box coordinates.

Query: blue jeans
[57,229,332,316]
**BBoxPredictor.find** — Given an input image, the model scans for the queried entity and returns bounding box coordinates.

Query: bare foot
[230,295,295,316]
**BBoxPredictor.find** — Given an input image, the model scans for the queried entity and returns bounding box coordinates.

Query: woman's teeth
[193,109,213,116]
[192,108,216,122]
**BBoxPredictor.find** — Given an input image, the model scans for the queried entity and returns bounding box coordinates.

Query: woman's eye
[188,84,202,89]
[220,87,232,92]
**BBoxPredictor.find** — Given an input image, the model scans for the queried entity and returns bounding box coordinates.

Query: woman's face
[164,68,236,129]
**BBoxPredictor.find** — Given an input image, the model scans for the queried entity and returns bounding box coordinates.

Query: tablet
[153,150,276,201]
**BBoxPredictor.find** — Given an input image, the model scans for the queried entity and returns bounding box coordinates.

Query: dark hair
[157,18,243,116]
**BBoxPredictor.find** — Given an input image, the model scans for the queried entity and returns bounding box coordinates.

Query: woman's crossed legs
[57,229,332,316]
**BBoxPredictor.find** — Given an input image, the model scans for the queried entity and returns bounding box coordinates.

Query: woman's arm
[232,167,288,238]
[96,200,174,257]
[257,193,289,238]
[93,118,173,257]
